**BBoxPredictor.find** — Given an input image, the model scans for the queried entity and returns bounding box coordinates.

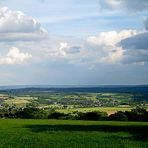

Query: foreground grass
[0,119,148,148]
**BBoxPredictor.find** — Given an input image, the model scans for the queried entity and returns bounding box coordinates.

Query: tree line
[0,106,148,121]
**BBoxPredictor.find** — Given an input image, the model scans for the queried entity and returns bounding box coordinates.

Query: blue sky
[0,0,148,85]
[1,0,144,36]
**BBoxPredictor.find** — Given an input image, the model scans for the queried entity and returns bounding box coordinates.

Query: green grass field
[0,119,148,148]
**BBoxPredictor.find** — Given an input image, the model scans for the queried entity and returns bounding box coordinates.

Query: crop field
[4,99,30,105]
[57,107,132,115]
[0,119,148,148]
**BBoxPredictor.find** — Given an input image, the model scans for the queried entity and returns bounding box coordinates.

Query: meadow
[0,119,148,148]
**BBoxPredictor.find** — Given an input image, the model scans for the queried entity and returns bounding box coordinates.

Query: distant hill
[0,85,148,94]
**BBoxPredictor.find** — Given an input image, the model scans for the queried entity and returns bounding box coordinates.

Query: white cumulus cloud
[0,47,32,65]
[88,30,137,46]
[87,30,138,63]
[0,6,48,41]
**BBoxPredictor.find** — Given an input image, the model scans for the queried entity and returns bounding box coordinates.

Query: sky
[0,0,148,85]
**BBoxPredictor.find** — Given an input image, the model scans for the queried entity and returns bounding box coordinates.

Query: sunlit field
[57,107,132,115]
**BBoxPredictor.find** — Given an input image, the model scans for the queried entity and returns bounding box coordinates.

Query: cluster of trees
[109,107,148,121]
[0,107,49,119]
[48,107,148,121]
[0,106,148,121]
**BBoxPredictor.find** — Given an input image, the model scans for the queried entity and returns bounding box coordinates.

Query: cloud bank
[0,5,147,67]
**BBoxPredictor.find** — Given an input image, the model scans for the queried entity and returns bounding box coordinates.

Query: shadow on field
[25,124,148,142]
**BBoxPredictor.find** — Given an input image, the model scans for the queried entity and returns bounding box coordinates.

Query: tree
[109,111,128,121]
[77,111,108,121]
